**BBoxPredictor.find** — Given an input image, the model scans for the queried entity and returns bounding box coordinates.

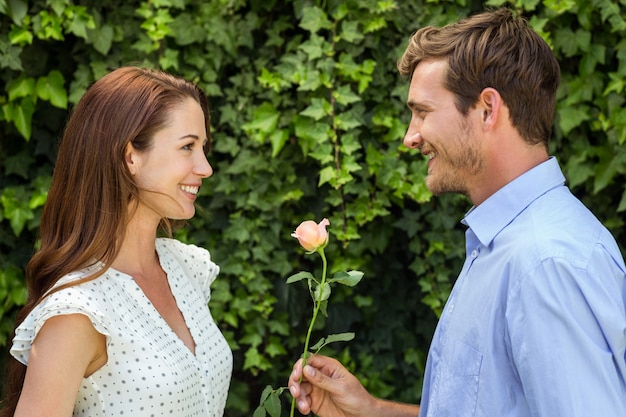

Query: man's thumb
[303,365,330,389]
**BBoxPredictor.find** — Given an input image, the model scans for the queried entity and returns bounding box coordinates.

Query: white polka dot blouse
[11,238,233,416]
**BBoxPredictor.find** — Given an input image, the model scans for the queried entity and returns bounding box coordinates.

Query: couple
[3,7,625,417]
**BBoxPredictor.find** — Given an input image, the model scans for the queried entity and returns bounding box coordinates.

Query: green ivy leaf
[242,103,280,136]
[7,76,35,101]
[2,0,28,25]
[8,25,33,45]
[132,34,159,54]
[2,97,35,140]
[0,39,23,70]
[87,24,114,55]
[36,70,68,109]
[243,346,271,372]
[300,97,331,120]
[297,67,323,91]
[604,72,625,95]
[170,13,205,45]
[269,129,289,158]
[4,150,33,178]
[543,0,577,14]
[266,337,287,357]
[11,285,27,305]
[35,10,65,41]
[558,106,590,135]
[294,117,331,145]
[1,187,34,236]
[565,153,594,188]
[593,148,624,193]
[339,20,363,43]
[618,189,626,212]
[159,48,179,71]
[65,6,96,39]
[335,111,362,131]
[318,165,336,186]
[298,33,325,60]
[333,85,361,106]
[48,0,66,16]
[299,6,332,33]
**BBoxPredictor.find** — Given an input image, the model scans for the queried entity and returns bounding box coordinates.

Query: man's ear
[125,142,139,175]
[477,87,502,131]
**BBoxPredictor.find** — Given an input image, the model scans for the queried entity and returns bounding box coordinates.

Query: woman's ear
[477,87,502,131]
[125,143,139,175]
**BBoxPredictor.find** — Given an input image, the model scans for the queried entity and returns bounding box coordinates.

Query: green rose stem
[290,247,327,417]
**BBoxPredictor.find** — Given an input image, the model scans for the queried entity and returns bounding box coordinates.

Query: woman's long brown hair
[0,66,210,415]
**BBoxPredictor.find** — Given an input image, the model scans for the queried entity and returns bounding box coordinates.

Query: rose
[253,218,363,417]
[291,218,330,253]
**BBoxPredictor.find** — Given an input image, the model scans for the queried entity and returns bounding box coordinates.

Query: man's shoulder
[500,187,619,264]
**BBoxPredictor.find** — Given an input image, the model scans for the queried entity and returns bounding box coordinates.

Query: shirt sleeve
[507,244,626,416]
[10,286,112,366]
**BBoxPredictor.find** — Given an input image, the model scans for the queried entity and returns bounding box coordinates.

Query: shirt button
[471,249,478,258]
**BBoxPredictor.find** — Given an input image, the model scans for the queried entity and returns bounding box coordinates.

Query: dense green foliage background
[1,0,625,415]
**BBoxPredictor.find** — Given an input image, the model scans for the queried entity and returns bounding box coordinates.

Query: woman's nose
[196,153,213,178]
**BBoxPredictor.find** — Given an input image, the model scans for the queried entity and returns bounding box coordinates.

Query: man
[288,8,626,417]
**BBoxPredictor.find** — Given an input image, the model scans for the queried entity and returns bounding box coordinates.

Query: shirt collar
[461,156,565,247]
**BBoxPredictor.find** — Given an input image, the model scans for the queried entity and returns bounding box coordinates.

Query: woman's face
[128,97,212,221]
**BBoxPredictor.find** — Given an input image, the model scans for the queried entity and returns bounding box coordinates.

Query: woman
[1,67,232,416]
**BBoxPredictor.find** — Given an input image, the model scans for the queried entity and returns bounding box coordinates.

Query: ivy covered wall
[1,0,625,415]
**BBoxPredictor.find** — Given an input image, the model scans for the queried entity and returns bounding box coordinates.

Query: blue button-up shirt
[419,157,626,417]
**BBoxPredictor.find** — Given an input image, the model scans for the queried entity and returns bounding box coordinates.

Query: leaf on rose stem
[258,385,273,405]
[252,405,266,417]
[310,337,326,351]
[310,332,356,351]
[329,270,364,287]
[319,299,328,317]
[325,332,355,343]
[286,271,315,284]
[313,282,331,301]
[254,387,285,417]
[265,392,282,417]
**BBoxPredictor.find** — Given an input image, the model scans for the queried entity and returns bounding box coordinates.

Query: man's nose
[403,127,422,149]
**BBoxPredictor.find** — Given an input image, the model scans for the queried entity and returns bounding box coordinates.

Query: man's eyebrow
[407,100,429,110]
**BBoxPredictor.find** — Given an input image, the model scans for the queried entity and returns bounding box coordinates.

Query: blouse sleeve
[158,238,220,303]
[10,286,112,366]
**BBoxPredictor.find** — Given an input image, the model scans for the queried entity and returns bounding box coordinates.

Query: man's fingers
[303,364,336,392]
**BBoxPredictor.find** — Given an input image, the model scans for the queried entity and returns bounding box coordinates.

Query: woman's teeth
[180,185,199,195]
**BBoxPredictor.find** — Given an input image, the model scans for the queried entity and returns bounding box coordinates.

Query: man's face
[403,59,483,197]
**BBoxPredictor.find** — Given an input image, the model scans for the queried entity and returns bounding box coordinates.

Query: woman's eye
[182,143,194,150]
